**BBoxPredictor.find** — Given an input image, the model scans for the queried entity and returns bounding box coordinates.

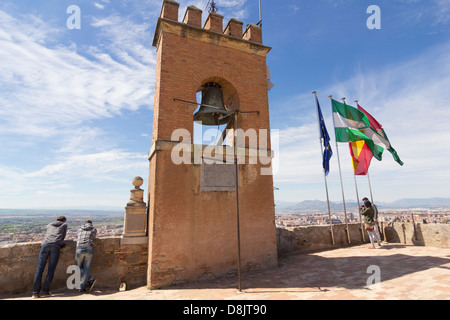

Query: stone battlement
[156,0,262,45]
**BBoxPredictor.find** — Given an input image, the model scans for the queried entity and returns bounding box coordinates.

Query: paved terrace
[2,243,449,300]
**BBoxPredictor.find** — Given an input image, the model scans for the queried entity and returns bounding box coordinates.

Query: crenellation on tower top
[243,23,262,44]
[182,5,202,27]
[224,18,243,38]
[160,0,179,21]
[203,11,223,33]
[155,0,265,48]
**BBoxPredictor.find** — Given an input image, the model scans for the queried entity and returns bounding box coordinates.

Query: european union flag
[316,96,333,176]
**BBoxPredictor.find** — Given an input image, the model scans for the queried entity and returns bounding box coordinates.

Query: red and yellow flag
[349,140,373,175]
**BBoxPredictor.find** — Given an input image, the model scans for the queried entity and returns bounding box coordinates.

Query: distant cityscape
[275,206,450,228]
[1,200,450,245]
[275,198,450,227]
[0,209,124,245]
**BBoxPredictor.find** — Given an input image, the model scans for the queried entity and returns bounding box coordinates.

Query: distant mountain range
[2,197,449,216]
[275,198,450,212]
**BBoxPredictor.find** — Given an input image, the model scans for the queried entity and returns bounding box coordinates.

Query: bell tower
[147,0,278,289]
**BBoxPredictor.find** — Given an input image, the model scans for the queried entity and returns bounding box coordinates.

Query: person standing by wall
[360,200,381,249]
[363,197,382,245]
[75,220,97,292]
[32,216,68,298]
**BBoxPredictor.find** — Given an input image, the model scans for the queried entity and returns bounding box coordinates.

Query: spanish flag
[349,140,373,175]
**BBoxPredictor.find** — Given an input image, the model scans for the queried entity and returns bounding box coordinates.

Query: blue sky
[0,0,449,209]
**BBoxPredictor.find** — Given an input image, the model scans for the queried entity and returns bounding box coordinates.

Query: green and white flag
[357,103,404,166]
[332,99,383,160]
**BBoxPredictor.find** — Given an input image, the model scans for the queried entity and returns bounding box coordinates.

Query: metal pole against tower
[258,0,262,26]
[330,95,351,244]
[367,171,374,204]
[353,173,365,242]
[233,112,243,293]
[257,0,263,42]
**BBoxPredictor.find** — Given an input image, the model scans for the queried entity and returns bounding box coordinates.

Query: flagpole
[353,173,365,242]
[330,95,351,244]
[367,171,374,203]
[340,97,351,244]
[352,99,365,242]
[313,91,335,245]
[354,99,375,205]
[366,170,384,240]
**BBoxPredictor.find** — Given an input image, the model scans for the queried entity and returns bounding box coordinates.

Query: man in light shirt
[75,220,97,292]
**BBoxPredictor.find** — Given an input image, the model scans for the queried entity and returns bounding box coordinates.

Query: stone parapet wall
[384,222,450,247]
[276,223,367,256]
[0,237,147,295]
[276,222,450,256]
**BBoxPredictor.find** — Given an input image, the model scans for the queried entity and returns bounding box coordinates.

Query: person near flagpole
[360,199,380,249]
[363,197,382,246]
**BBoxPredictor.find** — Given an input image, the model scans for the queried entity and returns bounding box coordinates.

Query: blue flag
[315,96,333,176]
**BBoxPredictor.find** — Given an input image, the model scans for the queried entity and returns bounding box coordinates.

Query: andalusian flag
[357,104,404,166]
[349,140,373,175]
[331,99,383,160]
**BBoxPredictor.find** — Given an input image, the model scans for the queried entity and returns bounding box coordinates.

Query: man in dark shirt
[32,216,67,298]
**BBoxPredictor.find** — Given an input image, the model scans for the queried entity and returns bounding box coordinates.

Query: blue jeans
[75,247,94,290]
[32,243,61,294]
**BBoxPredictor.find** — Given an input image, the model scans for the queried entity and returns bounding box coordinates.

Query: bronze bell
[193,82,232,126]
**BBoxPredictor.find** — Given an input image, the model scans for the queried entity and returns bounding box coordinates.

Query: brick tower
[147,0,278,288]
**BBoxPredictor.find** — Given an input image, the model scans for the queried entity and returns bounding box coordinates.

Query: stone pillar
[121,177,148,245]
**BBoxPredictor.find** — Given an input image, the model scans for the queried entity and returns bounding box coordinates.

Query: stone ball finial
[132,176,143,189]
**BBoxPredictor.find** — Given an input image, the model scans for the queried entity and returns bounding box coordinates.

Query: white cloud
[23,150,147,179]
[0,8,155,208]
[0,149,148,208]
[0,10,155,137]
[91,17,114,27]
[273,124,320,184]
[94,3,105,10]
